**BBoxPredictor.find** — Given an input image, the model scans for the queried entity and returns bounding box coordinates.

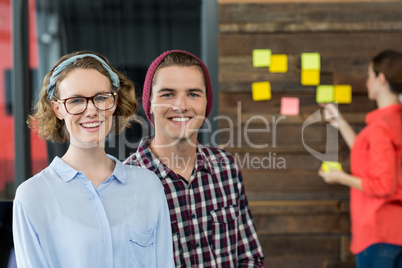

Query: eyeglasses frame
[55,92,118,115]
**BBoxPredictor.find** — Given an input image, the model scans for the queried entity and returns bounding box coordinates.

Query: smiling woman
[28,52,135,143]
[12,51,174,268]
[51,68,117,148]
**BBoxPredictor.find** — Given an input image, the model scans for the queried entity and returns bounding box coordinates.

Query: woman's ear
[113,94,118,113]
[378,72,388,85]
[51,101,64,120]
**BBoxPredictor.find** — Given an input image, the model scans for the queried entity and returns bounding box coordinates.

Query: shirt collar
[194,144,215,174]
[108,154,126,184]
[50,157,78,182]
[366,104,401,124]
[135,137,172,179]
[135,136,213,178]
[49,154,126,184]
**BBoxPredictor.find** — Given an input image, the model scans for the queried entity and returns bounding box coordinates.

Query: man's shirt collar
[133,137,214,178]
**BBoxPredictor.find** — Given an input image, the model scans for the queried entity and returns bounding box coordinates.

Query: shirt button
[192,214,196,219]
[196,243,200,248]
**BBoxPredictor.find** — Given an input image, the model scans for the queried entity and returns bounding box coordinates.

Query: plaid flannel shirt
[124,137,264,267]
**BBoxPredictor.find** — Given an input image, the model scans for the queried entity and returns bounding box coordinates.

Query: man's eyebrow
[156,88,175,94]
[187,88,205,94]
[156,88,205,94]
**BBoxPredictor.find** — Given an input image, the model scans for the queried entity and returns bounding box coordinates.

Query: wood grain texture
[219,0,398,3]
[249,200,349,214]
[216,1,402,266]
[243,170,350,193]
[219,33,402,56]
[219,54,370,93]
[219,2,402,33]
[219,92,376,113]
[253,213,350,235]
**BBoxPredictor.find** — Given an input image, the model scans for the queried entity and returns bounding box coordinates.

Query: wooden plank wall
[218,1,402,267]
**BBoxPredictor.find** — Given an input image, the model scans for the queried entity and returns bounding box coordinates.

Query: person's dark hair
[372,50,402,94]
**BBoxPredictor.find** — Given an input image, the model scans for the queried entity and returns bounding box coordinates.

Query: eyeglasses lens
[65,93,115,115]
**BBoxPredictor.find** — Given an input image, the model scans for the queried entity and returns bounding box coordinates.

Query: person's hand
[320,103,343,129]
[318,168,346,185]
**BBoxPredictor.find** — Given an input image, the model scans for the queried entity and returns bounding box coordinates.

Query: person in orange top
[319,50,402,268]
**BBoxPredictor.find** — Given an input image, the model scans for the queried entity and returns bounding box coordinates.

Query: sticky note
[301,53,321,70]
[301,70,320,85]
[270,54,288,73]
[281,97,299,115]
[252,81,271,101]
[316,85,334,103]
[321,161,343,173]
[334,85,352,104]
[253,49,271,67]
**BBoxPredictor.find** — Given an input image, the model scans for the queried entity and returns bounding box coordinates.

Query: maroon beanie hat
[142,50,213,124]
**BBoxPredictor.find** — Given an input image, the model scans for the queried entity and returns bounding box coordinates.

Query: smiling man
[125,50,264,267]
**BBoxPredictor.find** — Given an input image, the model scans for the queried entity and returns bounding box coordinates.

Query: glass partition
[0,0,47,201]
[35,0,202,161]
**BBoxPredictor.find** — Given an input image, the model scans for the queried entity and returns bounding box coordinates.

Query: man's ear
[51,101,64,120]
[149,94,154,115]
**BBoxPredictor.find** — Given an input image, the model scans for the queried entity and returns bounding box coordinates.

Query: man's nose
[173,95,188,112]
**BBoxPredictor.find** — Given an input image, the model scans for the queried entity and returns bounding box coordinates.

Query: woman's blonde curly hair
[28,51,138,142]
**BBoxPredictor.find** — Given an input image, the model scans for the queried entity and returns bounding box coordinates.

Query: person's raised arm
[322,103,357,149]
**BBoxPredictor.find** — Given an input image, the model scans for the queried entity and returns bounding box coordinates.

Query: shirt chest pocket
[126,225,156,268]
[209,205,239,257]
[210,206,238,223]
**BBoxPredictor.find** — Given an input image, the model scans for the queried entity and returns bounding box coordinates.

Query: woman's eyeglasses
[55,92,117,115]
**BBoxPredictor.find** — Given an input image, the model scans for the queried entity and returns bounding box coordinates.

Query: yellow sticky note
[316,85,334,103]
[301,52,321,70]
[252,81,271,101]
[270,54,288,73]
[334,85,352,104]
[321,161,343,173]
[253,49,271,67]
[301,70,320,85]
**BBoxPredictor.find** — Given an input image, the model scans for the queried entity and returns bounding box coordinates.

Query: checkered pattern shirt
[124,137,264,267]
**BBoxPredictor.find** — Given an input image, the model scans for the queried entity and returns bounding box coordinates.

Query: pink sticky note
[281,97,300,115]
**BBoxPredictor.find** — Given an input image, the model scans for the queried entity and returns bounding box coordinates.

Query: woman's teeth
[81,122,101,128]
